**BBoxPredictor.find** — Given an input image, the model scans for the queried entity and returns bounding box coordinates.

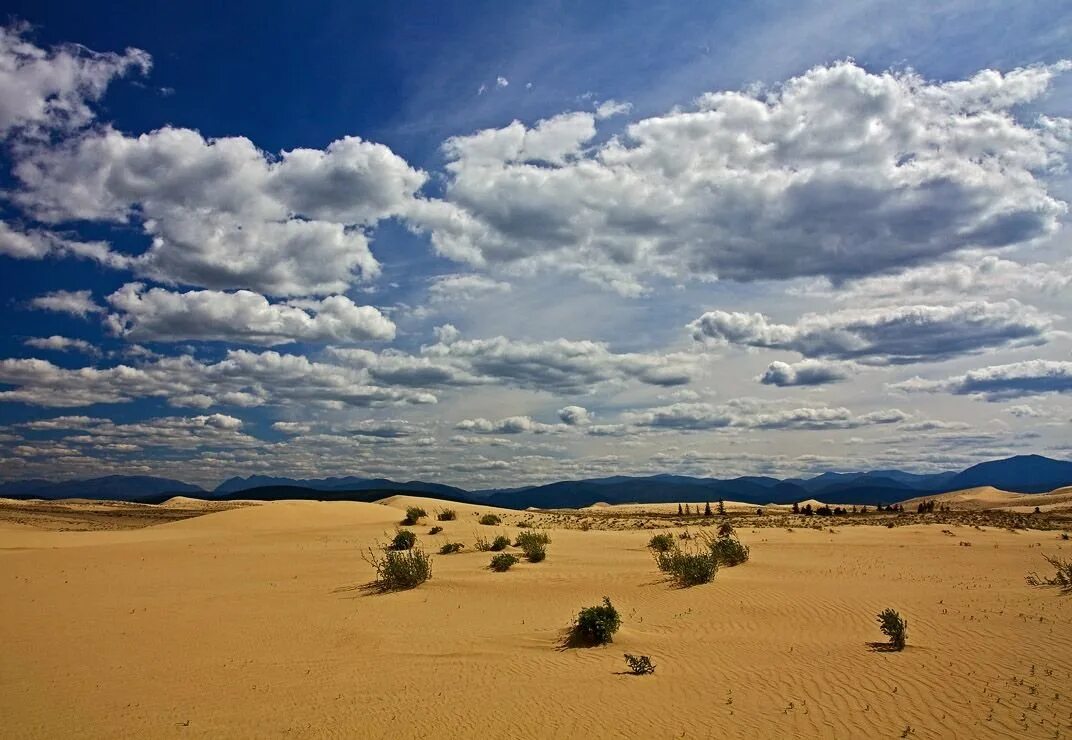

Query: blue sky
[0,1,1070,488]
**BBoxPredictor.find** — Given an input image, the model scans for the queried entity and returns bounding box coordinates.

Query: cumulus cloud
[691,301,1050,365]
[0,350,438,408]
[758,359,855,387]
[557,405,591,425]
[408,61,1070,292]
[13,127,426,295]
[0,221,128,266]
[892,360,1072,400]
[23,335,99,356]
[104,283,395,346]
[422,326,696,393]
[624,401,908,431]
[29,289,103,317]
[0,24,150,137]
[427,274,511,303]
[456,415,563,434]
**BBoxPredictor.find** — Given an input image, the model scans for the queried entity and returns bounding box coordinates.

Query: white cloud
[892,360,1072,400]
[758,359,855,386]
[409,61,1070,292]
[456,415,563,434]
[104,283,395,346]
[557,405,591,425]
[624,401,908,430]
[496,76,509,88]
[13,127,426,295]
[595,99,632,119]
[0,23,150,138]
[691,301,1050,365]
[29,289,103,317]
[427,274,511,303]
[23,335,99,356]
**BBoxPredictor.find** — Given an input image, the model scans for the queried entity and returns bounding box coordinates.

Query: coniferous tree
[704,502,712,517]
[718,498,726,516]
[677,503,683,516]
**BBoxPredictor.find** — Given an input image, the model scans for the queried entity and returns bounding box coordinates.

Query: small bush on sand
[402,506,427,525]
[479,514,502,526]
[573,597,621,645]
[436,509,457,522]
[489,553,519,571]
[704,532,750,567]
[515,531,551,562]
[1060,532,1070,541]
[364,547,432,591]
[491,535,511,551]
[1026,555,1072,594]
[654,546,717,586]
[439,542,464,554]
[428,526,443,535]
[623,653,656,675]
[717,522,735,538]
[648,533,675,552]
[877,608,908,650]
[389,529,417,550]
[517,519,533,528]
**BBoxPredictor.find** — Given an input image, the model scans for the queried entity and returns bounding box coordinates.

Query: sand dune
[1,499,1070,738]
[900,486,1072,513]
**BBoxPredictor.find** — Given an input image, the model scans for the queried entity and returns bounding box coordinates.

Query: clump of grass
[623,653,655,675]
[475,534,510,552]
[877,608,908,650]
[654,546,717,586]
[389,529,417,551]
[364,547,432,591]
[1060,532,1070,541]
[436,508,457,521]
[428,525,444,535]
[479,514,502,526]
[439,542,464,554]
[489,553,519,571]
[573,597,621,645]
[702,531,750,567]
[515,531,549,562]
[517,519,533,528]
[402,506,427,525]
[1025,555,1072,594]
[648,533,675,552]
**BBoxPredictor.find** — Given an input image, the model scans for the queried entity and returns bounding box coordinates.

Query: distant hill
[944,455,1072,494]
[214,475,470,500]
[1,475,203,502]
[3,455,1069,509]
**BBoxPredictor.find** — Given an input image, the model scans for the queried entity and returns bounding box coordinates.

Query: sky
[0,0,1070,490]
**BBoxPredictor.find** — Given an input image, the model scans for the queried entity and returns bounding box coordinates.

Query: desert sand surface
[2,497,1071,739]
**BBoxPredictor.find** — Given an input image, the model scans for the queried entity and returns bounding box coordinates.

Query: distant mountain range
[2,454,1070,509]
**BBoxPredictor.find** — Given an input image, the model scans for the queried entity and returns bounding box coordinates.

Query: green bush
[491,535,511,551]
[623,653,655,675]
[654,546,717,586]
[716,522,735,538]
[436,508,457,521]
[573,597,621,645]
[365,547,432,591]
[428,525,444,535]
[877,608,908,650]
[479,514,502,526]
[517,519,533,528]
[439,542,464,554]
[389,529,417,551]
[515,530,551,547]
[402,506,427,525]
[705,533,750,566]
[489,553,519,571]
[647,533,675,552]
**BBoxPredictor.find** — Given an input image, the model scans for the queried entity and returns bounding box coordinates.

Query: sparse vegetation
[479,514,502,526]
[428,525,443,535]
[489,553,519,571]
[436,509,457,521]
[654,546,717,586]
[623,653,656,675]
[717,521,735,538]
[703,531,750,566]
[364,547,432,591]
[515,530,551,562]
[517,519,533,528]
[1025,555,1072,594]
[877,608,908,650]
[389,529,417,551]
[402,506,427,525]
[647,533,675,552]
[439,542,464,554]
[573,596,621,645]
